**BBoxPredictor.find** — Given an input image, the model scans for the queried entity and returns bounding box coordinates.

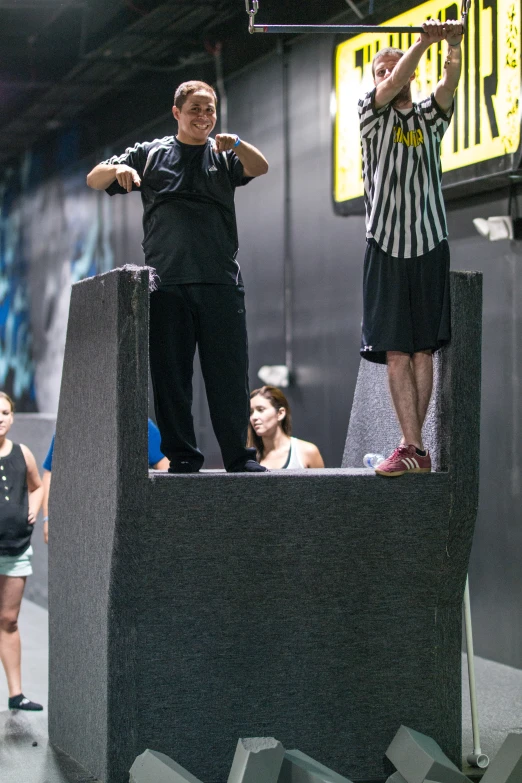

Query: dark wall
[447,196,522,668]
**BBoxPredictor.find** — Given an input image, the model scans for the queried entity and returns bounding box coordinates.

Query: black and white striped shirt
[358,89,453,258]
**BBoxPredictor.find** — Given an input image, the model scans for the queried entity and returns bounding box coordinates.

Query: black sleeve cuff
[431,92,453,121]
[105,180,127,196]
[370,87,390,115]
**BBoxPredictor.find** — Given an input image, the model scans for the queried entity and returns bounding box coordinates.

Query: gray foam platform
[386,726,471,783]
[129,749,203,783]
[278,749,353,782]
[48,269,482,783]
[480,734,522,783]
[227,738,284,783]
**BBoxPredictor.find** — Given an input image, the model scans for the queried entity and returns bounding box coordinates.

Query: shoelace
[390,446,411,461]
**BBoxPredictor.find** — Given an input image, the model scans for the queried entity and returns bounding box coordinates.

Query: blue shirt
[43,419,165,471]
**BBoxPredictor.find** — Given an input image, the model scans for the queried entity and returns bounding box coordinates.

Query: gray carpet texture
[48,269,482,783]
[48,268,149,783]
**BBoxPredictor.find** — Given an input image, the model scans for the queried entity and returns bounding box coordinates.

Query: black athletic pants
[149,284,256,470]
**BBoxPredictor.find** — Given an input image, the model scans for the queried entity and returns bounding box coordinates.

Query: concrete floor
[0,599,99,783]
[0,599,520,783]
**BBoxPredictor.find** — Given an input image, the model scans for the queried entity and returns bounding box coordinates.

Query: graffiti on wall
[0,152,115,412]
[0,155,36,409]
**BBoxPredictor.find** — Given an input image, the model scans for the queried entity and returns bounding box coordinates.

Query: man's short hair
[174,81,217,109]
[372,47,404,77]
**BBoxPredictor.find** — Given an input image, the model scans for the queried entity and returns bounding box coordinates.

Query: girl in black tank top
[0,391,44,711]
[0,444,32,556]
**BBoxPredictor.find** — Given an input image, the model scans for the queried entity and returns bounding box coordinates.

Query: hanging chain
[245,0,259,34]
[460,0,471,34]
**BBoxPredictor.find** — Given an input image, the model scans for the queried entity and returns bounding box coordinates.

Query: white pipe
[464,575,490,769]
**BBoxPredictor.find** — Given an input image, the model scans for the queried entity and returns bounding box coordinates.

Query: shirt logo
[208,165,218,172]
[393,126,425,148]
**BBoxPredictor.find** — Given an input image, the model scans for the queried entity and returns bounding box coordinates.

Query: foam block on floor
[278,749,354,782]
[129,749,203,783]
[386,726,470,783]
[480,734,522,783]
[227,738,285,783]
[386,773,408,783]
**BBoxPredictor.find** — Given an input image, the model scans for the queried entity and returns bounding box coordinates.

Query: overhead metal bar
[245,0,471,35]
[250,23,425,33]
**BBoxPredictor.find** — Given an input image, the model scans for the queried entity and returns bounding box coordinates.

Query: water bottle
[363,453,385,469]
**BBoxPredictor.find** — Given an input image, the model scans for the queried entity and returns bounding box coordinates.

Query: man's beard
[392,83,411,106]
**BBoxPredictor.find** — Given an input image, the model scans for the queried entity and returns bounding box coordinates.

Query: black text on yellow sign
[334,0,521,207]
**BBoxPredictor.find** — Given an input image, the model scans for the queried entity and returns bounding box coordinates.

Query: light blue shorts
[0,545,33,577]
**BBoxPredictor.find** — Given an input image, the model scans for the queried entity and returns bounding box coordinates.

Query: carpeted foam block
[386,726,470,783]
[227,738,285,783]
[129,749,203,783]
[48,268,482,783]
[480,734,522,783]
[278,749,354,782]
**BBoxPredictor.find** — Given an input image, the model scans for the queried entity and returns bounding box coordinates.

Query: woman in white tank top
[248,386,324,470]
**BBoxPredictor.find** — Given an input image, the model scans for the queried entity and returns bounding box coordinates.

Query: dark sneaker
[8,694,43,711]
[168,461,200,474]
[375,445,431,477]
[227,459,268,473]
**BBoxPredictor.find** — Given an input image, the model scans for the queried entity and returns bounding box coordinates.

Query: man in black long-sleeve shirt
[87,80,269,472]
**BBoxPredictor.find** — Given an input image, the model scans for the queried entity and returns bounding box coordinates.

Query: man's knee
[0,614,18,633]
[387,350,411,369]
[412,349,433,363]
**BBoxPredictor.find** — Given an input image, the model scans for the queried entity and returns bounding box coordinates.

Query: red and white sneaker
[375,444,431,477]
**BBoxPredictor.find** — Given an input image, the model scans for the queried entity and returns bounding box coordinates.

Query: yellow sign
[334,0,521,206]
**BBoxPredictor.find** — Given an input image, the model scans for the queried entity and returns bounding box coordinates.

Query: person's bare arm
[42,469,51,544]
[434,20,464,112]
[299,440,325,469]
[86,163,141,192]
[214,135,269,177]
[375,20,448,109]
[20,445,43,525]
[152,456,169,471]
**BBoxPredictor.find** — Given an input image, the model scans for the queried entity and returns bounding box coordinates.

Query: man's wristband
[43,516,49,522]
[448,41,462,47]
[233,136,241,147]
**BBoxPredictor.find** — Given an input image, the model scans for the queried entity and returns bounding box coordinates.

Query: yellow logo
[333,0,521,209]
[393,126,425,147]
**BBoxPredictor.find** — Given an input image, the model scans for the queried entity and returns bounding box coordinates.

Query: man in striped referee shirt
[358,18,463,477]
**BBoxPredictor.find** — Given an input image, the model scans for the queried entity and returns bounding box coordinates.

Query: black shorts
[360,239,451,365]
